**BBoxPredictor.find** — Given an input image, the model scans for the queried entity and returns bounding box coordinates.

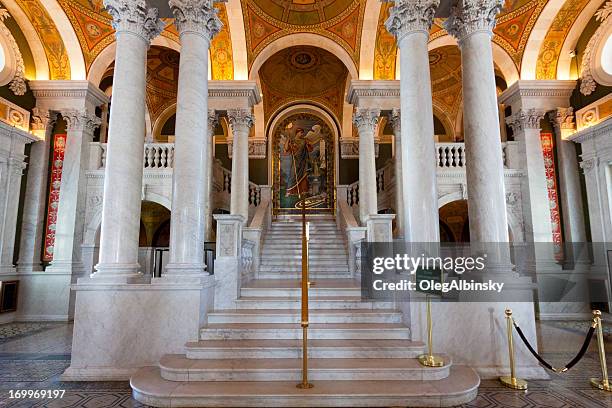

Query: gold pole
[297,196,313,389]
[418,295,444,367]
[500,309,528,390]
[590,310,612,392]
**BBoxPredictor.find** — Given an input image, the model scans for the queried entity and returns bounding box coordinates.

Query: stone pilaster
[16,109,57,273]
[385,0,440,242]
[163,0,221,281]
[228,109,254,223]
[389,109,404,238]
[94,0,163,282]
[353,108,380,224]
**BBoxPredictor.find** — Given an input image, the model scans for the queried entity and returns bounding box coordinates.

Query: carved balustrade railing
[90,142,175,170]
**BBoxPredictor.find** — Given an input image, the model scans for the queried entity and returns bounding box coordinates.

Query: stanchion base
[499,376,528,390]
[590,378,612,392]
[418,354,445,367]
[296,382,314,389]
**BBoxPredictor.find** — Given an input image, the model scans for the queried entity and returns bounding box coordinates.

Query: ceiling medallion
[289,50,319,71]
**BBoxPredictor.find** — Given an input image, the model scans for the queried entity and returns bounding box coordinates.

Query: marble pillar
[353,108,380,224]
[164,0,221,280]
[549,108,587,243]
[205,110,218,241]
[506,109,554,243]
[46,110,101,276]
[386,0,440,242]
[446,0,508,243]
[389,108,404,237]
[0,122,35,274]
[94,0,163,282]
[16,109,57,273]
[228,109,254,223]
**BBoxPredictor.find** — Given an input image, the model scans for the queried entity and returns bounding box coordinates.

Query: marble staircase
[130,220,479,406]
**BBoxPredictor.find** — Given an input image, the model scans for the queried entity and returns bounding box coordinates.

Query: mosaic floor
[0,320,609,407]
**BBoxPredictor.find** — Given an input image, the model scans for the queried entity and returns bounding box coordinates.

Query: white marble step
[200,323,411,340]
[261,249,347,256]
[234,297,391,309]
[159,355,451,382]
[240,286,359,298]
[257,273,353,279]
[207,309,401,324]
[184,339,426,359]
[131,366,480,407]
[259,260,349,268]
[259,266,349,274]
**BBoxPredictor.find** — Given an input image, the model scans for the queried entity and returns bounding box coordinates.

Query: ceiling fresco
[146,46,179,126]
[242,0,363,71]
[429,46,463,139]
[258,45,348,122]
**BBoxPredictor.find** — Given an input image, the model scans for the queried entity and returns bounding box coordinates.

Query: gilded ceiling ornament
[445,0,504,43]
[0,8,27,95]
[580,1,612,95]
[169,0,222,41]
[384,0,440,42]
[103,0,165,42]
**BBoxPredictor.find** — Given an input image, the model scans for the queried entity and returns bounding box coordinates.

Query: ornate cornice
[548,107,575,131]
[353,108,381,134]
[445,0,504,43]
[169,0,222,41]
[506,108,545,132]
[569,117,612,144]
[103,0,165,42]
[384,0,440,42]
[0,8,26,95]
[61,109,101,134]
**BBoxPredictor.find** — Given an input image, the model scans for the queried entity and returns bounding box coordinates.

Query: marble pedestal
[16,272,72,321]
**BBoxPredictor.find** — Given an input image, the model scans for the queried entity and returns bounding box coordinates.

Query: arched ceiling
[258,45,348,122]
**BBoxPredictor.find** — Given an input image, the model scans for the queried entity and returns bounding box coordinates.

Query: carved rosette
[61,110,102,134]
[30,108,57,132]
[506,108,545,133]
[207,109,218,137]
[169,0,222,42]
[353,108,381,134]
[444,0,504,43]
[103,0,165,42]
[389,108,401,135]
[384,0,440,42]
[548,107,575,131]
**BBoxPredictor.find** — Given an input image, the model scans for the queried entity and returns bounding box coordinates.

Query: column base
[159,263,209,284]
[46,260,85,276]
[92,263,145,284]
[0,264,16,275]
[15,263,44,274]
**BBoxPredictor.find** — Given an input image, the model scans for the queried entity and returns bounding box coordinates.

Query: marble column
[16,109,57,273]
[389,108,404,237]
[446,0,508,243]
[228,109,254,223]
[94,0,163,281]
[164,0,221,279]
[353,108,380,224]
[386,0,440,242]
[506,108,553,243]
[205,110,218,241]
[549,108,587,243]
[46,110,100,276]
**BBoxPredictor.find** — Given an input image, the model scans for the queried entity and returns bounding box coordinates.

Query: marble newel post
[205,110,218,241]
[446,0,508,244]
[549,108,587,243]
[353,108,380,224]
[17,110,57,273]
[94,0,163,281]
[389,108,404,237]
[228,109,254,223]
[164,0,221,280]
[386,0,440,242]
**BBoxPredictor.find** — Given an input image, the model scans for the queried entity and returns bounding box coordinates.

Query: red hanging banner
[540,132,563,255]
[43,134,67,262]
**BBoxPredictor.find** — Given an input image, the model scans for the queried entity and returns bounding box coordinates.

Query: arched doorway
[439,200,470,242]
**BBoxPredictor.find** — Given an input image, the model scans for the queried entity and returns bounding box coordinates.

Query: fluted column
[46,110,100,275]
[507,109,553,242]
[228,109,254,223]
[386,0,440,242]
[94,0,163,281]
[389,109,404,237]
[353,108,380,223]
[205,110,218,241]
[446,0,508,243]
[549,108,587,243]
[164,0,221,279]
[16,109,57,273]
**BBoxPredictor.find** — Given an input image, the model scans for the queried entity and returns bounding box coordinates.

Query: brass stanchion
[500,309,528,390]
[590,310,611,392]
[297,197,313,389]
[418,295,445,367]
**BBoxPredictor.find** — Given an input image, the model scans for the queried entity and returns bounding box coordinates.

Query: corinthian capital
[103,0,165,42]
[61,109,101,134]
[207,109,218,136]
[353,108,381,134]
[389,108,401,134]
[384,0,440,42]
[506,108,545,133]
[227,109,254,134]
[444,0,503,43]
[169,0,223,41]
[548,107,575,131]
[30,108,57,132]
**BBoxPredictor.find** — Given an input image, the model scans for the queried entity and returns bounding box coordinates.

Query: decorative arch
[358,0,382,79]
[226,0,248,79]
[152,103,176,141]
[249,33,359,80]
[432,102,457,140]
